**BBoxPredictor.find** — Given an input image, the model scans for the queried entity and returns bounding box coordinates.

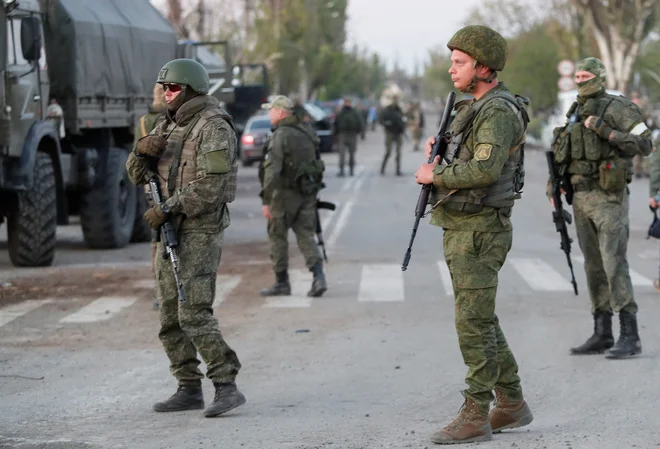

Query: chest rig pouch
[431,91,529,213]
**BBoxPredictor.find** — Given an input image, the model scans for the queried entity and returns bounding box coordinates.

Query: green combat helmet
[447,25,508,72]
[157,58,210,94]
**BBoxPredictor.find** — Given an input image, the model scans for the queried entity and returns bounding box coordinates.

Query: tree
[574,0,659,93]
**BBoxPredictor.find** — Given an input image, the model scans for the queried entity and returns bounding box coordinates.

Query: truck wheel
[7,152,57,267]
[80,147,136,249]
[130,189,152,243]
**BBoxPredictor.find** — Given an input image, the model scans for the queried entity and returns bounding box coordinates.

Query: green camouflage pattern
[268,192,321,271]
[262,115,322,271]
[443,229,523,414]
[155,231,241,385]
[576,57,607,79]
[447,25,507,72]
[572,189,637,315]
[430,83,525,232]
[157,58,210,94]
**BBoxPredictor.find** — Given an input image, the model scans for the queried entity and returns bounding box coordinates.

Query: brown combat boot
[430,397,492,445]
[489,389,534,433]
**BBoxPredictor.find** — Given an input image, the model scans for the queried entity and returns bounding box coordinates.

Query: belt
[573,183,593,192]
[444,202,511,215]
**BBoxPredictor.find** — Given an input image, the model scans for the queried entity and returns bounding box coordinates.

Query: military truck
[0,0,179,267]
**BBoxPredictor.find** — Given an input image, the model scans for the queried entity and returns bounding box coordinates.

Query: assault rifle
[546,151,578,295]
[316,200,336,262]
[401,91,456,271]
[147,174,186,303]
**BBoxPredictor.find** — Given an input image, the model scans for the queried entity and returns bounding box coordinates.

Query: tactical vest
[274,122,325,195]
[431,90,529,213]
[156,105,238,205]
[552,94,630,191]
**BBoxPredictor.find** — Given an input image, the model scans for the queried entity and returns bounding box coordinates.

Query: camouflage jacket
[261,115,320,205]
[126,95,238,233]
[430,83,526,232]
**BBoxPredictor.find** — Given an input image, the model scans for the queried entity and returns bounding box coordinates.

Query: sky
[345,0,487,74]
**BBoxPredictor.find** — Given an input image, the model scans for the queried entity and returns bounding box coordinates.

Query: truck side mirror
[20,16,42,62]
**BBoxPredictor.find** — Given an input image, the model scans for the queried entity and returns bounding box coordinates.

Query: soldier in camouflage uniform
[259,95,328,298]
[126,58,246,418]
[414,25,533,444]
[134,83,167,311]
[406,100,425,152]
[379,95,405,175]
[630,92,651,178]
[549,57,652,360]
[334,96,364,177]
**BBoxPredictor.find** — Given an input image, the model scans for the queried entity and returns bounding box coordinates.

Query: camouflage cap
[261,95,294,112]
[576,57,607,79]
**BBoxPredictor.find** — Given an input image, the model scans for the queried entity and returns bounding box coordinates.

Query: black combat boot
[569,312,614,355]
[349,163,354,177]
[395,157,402,176]
[259,271,291,296]
[307,261,327,297]
[605,311,642,359]
[153,383,204,412]
[204,381,246,417]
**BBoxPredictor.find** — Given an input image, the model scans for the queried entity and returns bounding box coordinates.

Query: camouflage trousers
[156,230,241,385]
[338,133,358,171]
[443,229,523,415]
[268,191,322,272]
[409,127,422,152]
[382,131,402,172]
[573,188,637,314]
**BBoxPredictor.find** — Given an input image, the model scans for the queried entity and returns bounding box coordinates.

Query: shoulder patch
[474,143,493,161]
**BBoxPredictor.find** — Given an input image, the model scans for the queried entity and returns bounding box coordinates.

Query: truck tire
[80,147,136,249]
[7,152,57,267]
[130,189,152,243]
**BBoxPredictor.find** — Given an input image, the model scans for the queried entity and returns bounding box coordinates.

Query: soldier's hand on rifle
[262,205,272,220]
[424,136,436,160]
[144,204,169,229]
[136,135,168,158]
[415,156,441,185]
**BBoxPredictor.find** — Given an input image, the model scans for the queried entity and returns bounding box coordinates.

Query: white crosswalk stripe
[572,255,653,287]
[358,264,404,302]
[58,296,139,324]
[508,257,574,291]
[437,261,454,297]
[0,299,54,327]
[2,254,660,328]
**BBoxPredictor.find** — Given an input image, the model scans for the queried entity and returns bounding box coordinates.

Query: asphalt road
[1,116,660,449]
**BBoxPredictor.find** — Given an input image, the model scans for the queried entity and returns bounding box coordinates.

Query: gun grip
[562,209,572,225]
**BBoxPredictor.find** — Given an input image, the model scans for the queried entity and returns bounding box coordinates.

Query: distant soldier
[631,91,651,178]
[549,57,652,359]
[405,100,425,152]
[334,96,364,177]
[259,95,328,298]
[415,25,532,444]
[133,83,167,310]
[379,95,405,175]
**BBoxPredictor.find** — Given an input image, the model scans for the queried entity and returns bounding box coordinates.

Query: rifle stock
[148,175,186,303]
[401,91,456,271]
[546,151,578,295]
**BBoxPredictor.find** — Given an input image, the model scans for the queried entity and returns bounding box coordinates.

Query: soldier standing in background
[334,96,364,177]
[414,25,533,445]
[405,100,425,152]
[549,57,652,360]
[379,95,405,175]
[259,95,328,298]
[631,91,651,178]
[126,58,246,418]
[133,83,167,310]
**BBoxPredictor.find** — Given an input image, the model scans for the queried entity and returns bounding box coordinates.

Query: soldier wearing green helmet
[126,58,246,418]
[548,57,652,362]
[414,25,533,444]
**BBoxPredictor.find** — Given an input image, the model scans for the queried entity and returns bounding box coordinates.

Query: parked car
[239,114,272,167]
[302,102,335,153]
